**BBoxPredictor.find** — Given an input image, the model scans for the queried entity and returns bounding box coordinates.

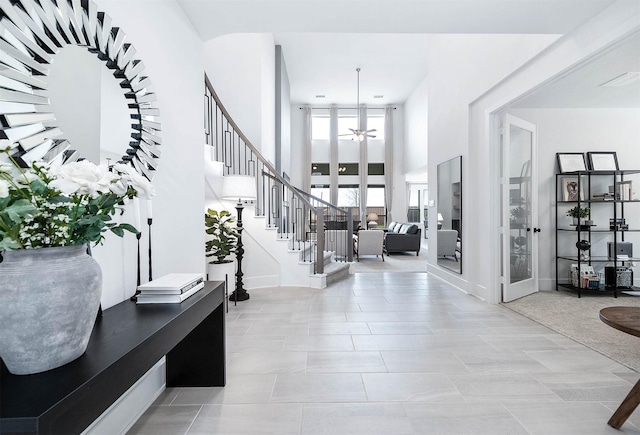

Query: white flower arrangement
[0,150,155,251]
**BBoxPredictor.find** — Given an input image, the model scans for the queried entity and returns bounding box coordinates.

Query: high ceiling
[512,31,640,108]
[178,0,634,106]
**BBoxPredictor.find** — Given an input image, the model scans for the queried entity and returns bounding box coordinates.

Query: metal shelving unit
[555,170,640,297]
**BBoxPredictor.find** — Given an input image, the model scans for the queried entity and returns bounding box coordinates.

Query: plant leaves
[3,199,37,223]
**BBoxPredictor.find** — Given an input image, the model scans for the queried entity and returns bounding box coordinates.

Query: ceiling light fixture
[338,68,377,142]
[600,72,640,87]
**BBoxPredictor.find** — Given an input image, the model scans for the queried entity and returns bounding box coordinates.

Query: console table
[0,281,225,434]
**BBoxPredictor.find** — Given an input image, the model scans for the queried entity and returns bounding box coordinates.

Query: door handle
[526,228,531,232]
[534,228,541,233]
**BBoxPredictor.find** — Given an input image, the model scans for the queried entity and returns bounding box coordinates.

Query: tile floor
[128,273,640,434]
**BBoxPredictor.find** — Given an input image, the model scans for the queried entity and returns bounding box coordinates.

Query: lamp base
[229,290,250,302]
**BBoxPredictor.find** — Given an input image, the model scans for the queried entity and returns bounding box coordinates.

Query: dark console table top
[0,281,225,434]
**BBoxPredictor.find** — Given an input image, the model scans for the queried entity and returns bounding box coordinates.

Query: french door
[502,114,539,302]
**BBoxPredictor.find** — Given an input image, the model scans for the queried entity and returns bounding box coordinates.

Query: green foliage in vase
[205,208,238,264]
[510,206,528,219]
[566,206,590,219]
[0,148,154,250]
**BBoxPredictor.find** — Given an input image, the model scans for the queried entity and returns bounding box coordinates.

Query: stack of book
[136,273,205,304]
[591,193,615,201]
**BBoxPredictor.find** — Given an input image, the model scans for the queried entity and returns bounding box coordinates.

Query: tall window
[366,185,386,227]
[338,185,359,207]
[407,183,427,223]
[309,107,388,217]
[310,184,330,202]
[311,115,330,140]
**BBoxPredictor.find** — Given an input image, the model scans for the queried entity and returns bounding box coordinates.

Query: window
[368,163,384,175]
[338,185,359,207]
[338,111,357,138]
[311,115,330,140]
[338,163,358,175]
[310,185,330,201]
[366,185,385,206]
[311,163,330,176]
[367,115,385,138]
[407,184,427,223]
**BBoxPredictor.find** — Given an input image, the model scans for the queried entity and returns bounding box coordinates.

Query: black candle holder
[148,217,153,281]
[130,232,143,301]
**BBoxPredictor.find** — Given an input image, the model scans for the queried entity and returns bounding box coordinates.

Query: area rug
[503,290,640,372]
[349,246,428,273]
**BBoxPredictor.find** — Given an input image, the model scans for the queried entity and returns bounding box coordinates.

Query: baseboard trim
[243,275,279,289]
[82,357,166,435]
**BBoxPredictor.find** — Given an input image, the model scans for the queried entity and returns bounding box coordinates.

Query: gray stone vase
[0,245,102,375]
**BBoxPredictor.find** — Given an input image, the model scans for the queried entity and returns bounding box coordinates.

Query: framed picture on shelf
[561,176,584,201]
[587,151,619,171]
[556,153,587,173]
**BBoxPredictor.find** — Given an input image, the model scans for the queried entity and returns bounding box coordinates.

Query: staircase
[204,78,352,289]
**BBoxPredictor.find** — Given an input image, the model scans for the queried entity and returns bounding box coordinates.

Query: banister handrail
[294,186,344,213]
[205,75,316,213]
[205,74,357,271]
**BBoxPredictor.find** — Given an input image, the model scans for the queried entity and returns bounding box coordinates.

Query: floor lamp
[222,174,256,302]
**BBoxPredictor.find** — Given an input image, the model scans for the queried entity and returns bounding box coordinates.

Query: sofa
[383,222,421,255]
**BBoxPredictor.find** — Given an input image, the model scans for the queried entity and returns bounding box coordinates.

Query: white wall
[390,106,407,223]
[509,108,640,290]
[94,0,204,308]
[416,33,560,292]
[403,75,428,176]
[289,106,305,188]
[469,0,640,303]
[204,33,276,164]
[276,46,292,177]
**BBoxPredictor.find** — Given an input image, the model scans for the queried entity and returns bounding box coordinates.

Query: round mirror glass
[46,46,131,166]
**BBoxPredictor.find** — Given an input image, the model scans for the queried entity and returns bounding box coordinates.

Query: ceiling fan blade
[366,129,377,133]
[367,134,377,138]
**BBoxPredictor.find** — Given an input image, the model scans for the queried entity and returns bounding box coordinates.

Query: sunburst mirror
[0,0,160,180]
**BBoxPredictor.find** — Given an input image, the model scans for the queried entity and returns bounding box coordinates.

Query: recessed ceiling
[512,31,640,108]
[274,33,432,105]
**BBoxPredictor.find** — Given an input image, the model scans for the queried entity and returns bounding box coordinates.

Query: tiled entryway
[129,273,640,434]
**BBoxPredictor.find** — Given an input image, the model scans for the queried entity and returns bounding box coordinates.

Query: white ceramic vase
[0,245,102,375]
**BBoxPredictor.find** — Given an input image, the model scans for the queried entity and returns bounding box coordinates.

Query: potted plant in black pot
[205,209,238,291]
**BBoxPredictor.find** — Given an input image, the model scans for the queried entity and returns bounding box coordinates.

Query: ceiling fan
[339,68,376,142]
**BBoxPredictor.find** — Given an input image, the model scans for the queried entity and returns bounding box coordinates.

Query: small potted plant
[566,206,591,226]
[510,206,528,226]
[205,208,238,290]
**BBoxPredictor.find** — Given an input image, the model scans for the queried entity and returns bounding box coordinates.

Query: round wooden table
[599,306,640,429]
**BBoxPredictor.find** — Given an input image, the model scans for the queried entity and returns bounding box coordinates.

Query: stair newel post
[347,209,354,262]
[317,211,325,274]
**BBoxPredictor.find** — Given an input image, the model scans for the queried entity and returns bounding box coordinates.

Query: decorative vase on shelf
[0,245,102,375]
